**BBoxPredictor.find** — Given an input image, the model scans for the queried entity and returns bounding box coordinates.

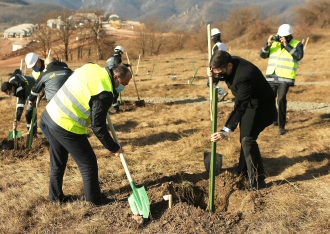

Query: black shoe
[91,196,116,206]
[278,128,286,135]
[113,108,120,113]
[113,104,120,113]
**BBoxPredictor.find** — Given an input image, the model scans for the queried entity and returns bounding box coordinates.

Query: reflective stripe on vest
[46,63,114,134]
[266,39,300,79]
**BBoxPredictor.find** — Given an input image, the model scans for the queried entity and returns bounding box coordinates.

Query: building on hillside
[47,17,67,30]
[3,24,38,38]
[109,14,121,29]
[12,41,29,52]
[67,13,98,25]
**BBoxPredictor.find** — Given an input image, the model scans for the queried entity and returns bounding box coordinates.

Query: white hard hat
[114,45,124,53]
[277,24,293,37]
[211,28,221,36]
[25,53,39,68]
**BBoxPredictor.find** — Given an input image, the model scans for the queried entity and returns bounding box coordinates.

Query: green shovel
[106,113,150,219]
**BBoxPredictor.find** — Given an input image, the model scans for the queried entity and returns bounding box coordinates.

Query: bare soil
[0,98,329,233]
[1,31,330,233]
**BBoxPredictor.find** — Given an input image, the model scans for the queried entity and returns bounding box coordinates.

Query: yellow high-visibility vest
[266,39,300,79]
[46,63,114,134]
[32,70,40,80]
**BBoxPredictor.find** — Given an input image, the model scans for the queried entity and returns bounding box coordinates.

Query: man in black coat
[209,50,275,190]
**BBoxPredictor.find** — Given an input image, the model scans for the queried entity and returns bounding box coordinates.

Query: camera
[271,34,281,42]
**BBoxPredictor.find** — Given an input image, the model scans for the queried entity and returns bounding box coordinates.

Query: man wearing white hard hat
[105,45,131,113]
[25,52,68,80]
[207,28,228,102]
[260,24,304,135]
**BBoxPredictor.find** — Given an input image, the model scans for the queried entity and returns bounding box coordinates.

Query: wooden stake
[20,59,23,71]
[304,37,309,51]
[135,54,141,75]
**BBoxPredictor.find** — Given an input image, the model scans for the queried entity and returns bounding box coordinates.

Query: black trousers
[113,93,119,106]
[25,103,37,134]
[270,83,290,129]
[237,101,274,185]
[46,125,102,202]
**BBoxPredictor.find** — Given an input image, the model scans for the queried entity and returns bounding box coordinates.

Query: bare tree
[56,24,75,62]
[169,28,188,51]
[84,21,105,60]
[223,6,263,39]
[188,22,208,53]
[32,24,53,58]
[136,16,171,56]
[136,24,148,56]
[295,0,330,29]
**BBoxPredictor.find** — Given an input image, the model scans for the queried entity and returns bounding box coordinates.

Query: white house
[3,24,37,38]
[47,16,67,30]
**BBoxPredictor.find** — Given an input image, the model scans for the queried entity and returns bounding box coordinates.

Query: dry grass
[0,28,330,233]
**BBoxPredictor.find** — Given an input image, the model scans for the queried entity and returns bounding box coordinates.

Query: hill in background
[0,0,306,30]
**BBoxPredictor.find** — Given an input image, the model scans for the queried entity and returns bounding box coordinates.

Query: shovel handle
[106,113,133,183]
[125,52,141,100]
[119,153,133,183]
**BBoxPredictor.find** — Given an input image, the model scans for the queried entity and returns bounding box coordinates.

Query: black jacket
[28,62,73,102]
[106,53,129,69]
[224,57,275,132]
[9,74,35,121]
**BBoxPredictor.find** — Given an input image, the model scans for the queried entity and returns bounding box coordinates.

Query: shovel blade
[8,130,21,139]
[127,185,150,219]
[204,151,222,175]
[135,100,145,107]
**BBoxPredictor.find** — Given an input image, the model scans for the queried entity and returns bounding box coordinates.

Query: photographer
[260,24,304,135]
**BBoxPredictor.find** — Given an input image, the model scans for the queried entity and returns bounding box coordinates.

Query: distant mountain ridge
[2,0,306,29]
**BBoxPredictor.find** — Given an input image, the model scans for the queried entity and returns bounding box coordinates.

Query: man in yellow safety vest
[260,24,304,135]
[40,63,131,205]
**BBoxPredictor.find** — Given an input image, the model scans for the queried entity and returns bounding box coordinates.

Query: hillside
[0,1,70,30]
[0,0,306,30]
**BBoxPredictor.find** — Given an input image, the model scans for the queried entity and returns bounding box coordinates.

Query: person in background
[105,45,131,113]
[207,28,228,102]
[1,69,37,136]
[28,56,73,140]
[25,52,68,80]
[41,63,132,205]
[260,24,304,135]
[209,50,275,190]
